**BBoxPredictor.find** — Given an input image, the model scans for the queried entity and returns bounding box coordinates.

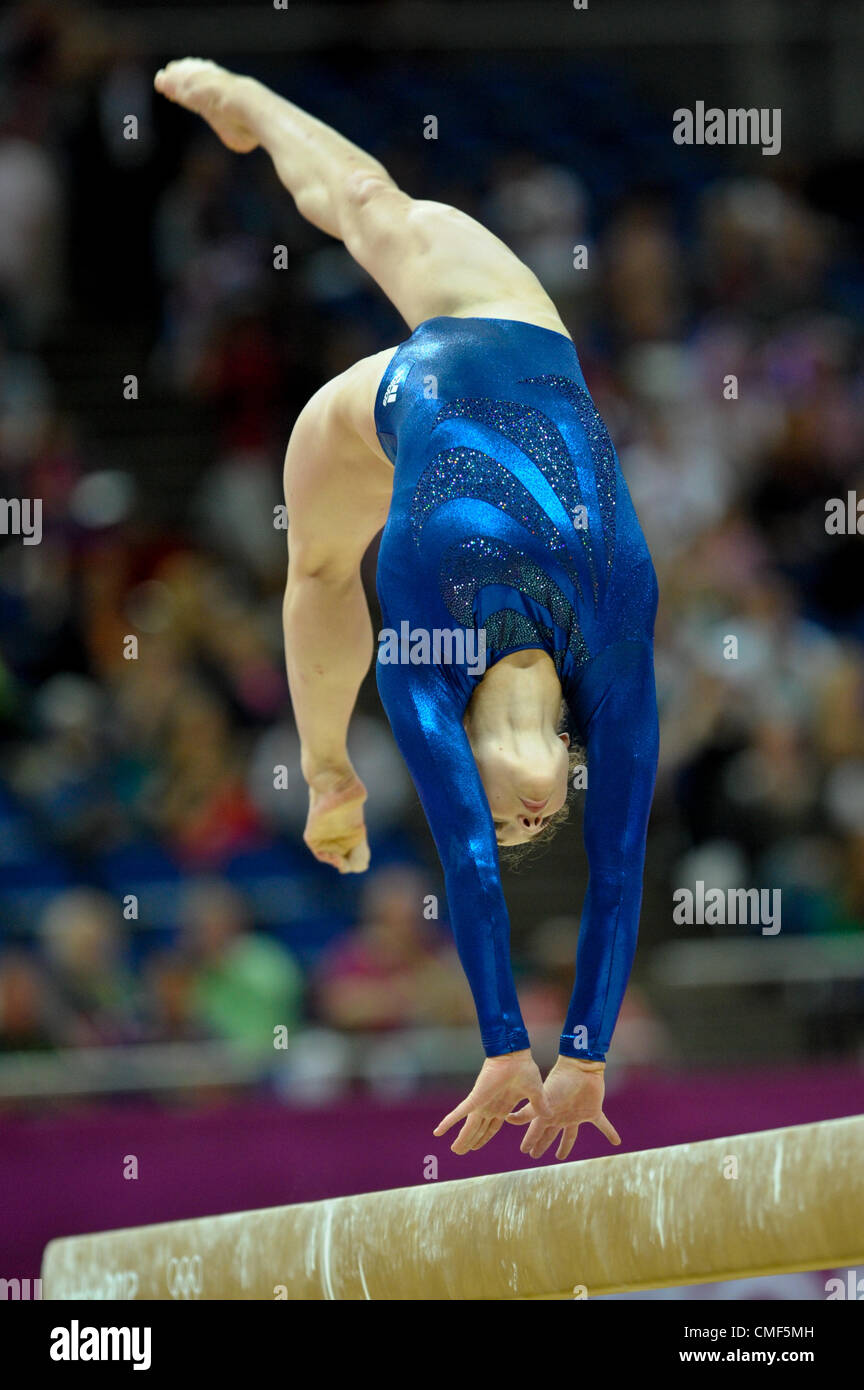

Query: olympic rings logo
[166,1254,203,1300]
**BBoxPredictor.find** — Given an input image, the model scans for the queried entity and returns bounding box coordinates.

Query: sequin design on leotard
[523,373,618,575]
[373,316,659,1061]
[420,395,598,599]
[439,535,590,672]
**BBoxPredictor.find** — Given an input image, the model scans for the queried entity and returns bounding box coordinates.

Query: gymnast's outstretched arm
[508,641,659,1160]
[280,365,397,874]
[562,641,659,1061]
[376,660,530,1058]
[376,658,556,1152]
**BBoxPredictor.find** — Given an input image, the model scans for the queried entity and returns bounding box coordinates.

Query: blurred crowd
[1,2,863,1078]
[0,868,480,1056]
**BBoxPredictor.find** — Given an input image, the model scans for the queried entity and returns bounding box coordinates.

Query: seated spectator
[139,951,205,1044]
[176,878,303,1050]
[313,866,474,1033]
[0,950,67,1052]
[39,888,138,1046]
[148,683,263,867]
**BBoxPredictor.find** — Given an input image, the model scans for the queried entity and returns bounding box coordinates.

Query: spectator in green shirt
[178,878,303,1051]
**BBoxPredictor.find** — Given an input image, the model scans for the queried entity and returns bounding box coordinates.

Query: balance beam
[42,1114,864,1300]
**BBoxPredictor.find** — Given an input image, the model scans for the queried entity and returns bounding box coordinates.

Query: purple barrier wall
[2,1062,862,1283]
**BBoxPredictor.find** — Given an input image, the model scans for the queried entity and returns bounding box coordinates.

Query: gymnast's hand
[433,1050,550,1155]
[303,768,370,874]
[505,1056,621,1161]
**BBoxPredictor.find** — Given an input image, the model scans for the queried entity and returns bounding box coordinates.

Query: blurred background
[1,0,863,1299]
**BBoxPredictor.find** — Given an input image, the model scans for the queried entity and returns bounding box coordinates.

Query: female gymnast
[154,59,659,1163]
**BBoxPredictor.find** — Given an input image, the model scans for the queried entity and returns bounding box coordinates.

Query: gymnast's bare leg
[153,58,568,864]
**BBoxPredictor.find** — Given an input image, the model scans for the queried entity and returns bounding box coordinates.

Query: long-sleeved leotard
[373,316,659,1060]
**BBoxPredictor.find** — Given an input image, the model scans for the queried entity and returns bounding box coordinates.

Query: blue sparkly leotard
[372,316,659,1060]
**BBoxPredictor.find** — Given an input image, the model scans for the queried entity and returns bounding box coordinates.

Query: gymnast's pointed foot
[303,768,370,874]
[154,58,264,153]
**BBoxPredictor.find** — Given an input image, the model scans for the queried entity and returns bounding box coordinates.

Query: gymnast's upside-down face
[468,727,571,847]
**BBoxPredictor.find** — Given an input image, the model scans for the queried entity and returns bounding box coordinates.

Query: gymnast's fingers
[344,842,370,872]
[468,1117,493,1150]
[593,1112,622,1146]
[556,1124,580,1161]
[488,1115,506,1142]
[526,1125,558,1159]
[314,850,346,871]
[518,1115,543,1151]
[451,1112,487,1154]
[520,1117,550,1156]
[473,1116,505,1150]
[433,1097,473,1135]
[504,1101,535,1125]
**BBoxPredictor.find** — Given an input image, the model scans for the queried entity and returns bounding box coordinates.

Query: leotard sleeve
[560,640,659,1061]
[375,657,530,1056]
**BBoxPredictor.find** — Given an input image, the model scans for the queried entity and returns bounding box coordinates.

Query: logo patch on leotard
[382,362,410,406]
